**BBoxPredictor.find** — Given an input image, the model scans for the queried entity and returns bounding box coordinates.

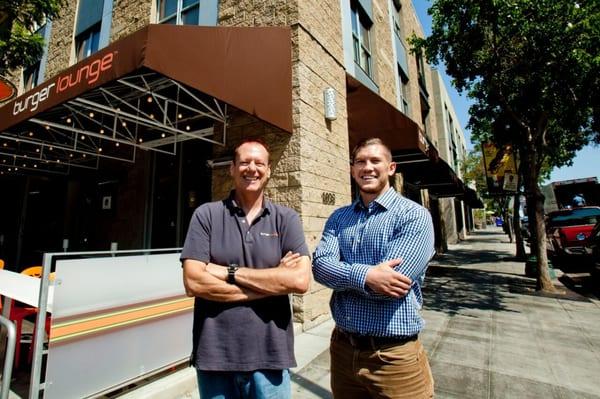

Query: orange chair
[8,266,48,369]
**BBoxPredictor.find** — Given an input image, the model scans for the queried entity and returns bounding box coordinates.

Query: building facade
[0,0,477,330]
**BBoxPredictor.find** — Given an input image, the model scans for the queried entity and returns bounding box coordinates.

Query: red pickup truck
[546,207,600,267]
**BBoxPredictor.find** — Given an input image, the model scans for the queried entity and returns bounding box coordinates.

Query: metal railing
[0,315,16,399]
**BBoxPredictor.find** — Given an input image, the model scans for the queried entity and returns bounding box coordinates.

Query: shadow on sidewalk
[432,248,514,265]
[424,266,524,315]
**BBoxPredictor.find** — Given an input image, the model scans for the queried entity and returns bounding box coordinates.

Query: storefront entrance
[0,139,211,271]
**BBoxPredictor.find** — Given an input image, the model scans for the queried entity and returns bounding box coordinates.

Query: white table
[0,269,53,313]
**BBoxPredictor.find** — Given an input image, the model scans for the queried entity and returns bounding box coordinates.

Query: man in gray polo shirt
[181,138,311,399]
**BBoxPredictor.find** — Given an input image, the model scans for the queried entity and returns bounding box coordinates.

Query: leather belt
[336,327,418,350]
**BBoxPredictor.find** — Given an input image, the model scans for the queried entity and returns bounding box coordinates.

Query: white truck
[542,177,599,213]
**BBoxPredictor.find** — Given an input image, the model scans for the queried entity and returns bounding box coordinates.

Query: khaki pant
[330,328,434,398]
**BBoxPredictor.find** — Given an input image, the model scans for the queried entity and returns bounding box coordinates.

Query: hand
[278,251,301,269]
[365,259,412,298]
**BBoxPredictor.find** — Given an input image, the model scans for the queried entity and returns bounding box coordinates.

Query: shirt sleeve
[383,206,435,280]
[180,205,211,264]
[312,210,373,295]
[280,209,310,257]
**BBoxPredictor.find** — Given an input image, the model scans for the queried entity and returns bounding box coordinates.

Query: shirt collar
[353,187,397,211]
[226,190,271,217]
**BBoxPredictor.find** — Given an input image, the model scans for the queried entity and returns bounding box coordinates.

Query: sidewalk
[7,228,598,398]
[292,227,600,398]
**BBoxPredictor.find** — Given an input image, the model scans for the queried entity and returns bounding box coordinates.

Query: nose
[246,161,257,171]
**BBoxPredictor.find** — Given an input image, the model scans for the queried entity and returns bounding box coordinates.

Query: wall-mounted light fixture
[323,87,337,121]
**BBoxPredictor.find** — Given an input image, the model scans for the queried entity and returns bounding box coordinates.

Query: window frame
[350,1,373,77]
[22,22,49,90]
[157,0,200,25]
[75,23,101,62]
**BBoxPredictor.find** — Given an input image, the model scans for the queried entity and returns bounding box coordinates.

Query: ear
[229,161,235,177]
[387,161,397,176]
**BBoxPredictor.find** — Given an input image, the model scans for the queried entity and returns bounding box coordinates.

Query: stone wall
[111,0,153,42]
[41,2,77,81]
[371,0,396,105]
[214,0,351,329]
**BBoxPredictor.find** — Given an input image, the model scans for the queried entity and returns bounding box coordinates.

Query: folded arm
[206,252,311,295]
[313,207,434,299]
[182,259,268,302]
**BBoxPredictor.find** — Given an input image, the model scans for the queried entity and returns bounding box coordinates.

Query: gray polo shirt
[181,192,309,371]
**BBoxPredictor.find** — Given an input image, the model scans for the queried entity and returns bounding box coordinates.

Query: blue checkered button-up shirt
[313,187,435,337]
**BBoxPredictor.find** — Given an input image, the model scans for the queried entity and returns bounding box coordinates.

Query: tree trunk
[523,148,555,292]
[513,193,526,260]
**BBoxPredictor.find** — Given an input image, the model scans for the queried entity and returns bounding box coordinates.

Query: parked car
[585,221,600,278]
[546,206,600,268]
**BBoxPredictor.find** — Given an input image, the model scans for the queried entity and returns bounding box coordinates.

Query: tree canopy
[0,0,66,76]
[411,0,600,291]
[412,0,600,171]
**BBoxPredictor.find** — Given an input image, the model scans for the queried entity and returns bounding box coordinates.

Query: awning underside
[1,69,226,175]
[0,25,293,176]
[397,155,465,197]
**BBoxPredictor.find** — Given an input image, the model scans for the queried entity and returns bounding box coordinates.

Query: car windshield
[548,208,600,227]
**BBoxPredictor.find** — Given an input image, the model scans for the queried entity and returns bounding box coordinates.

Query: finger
[395,273,412,285]
[384,259,402,268]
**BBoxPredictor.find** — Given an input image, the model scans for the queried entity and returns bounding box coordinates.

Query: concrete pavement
[7,227,599,398]
[292,227,600,398]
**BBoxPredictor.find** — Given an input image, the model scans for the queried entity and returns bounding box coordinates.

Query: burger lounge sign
[11,51,116,116]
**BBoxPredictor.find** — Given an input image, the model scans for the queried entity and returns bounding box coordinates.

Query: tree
[461,146,487,195]
[0,0,66,76]
[412,0,600,291]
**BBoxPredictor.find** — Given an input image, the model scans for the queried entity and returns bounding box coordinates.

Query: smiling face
[351,143,396,204]
[230,141,271,195]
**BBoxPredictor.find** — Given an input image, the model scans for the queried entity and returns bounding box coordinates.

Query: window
[398,70,409,114]
[74,0,107,61]
[350,1,373,77]
[23,23,49,90]
[23,64,40,91]
[75,24,101,61]
[416,52,427,91]
[158,0,200,25]
[392,0,402,38]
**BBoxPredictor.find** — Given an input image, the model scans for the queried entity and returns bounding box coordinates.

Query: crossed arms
[183,252,311,302]
[312,207,434,299]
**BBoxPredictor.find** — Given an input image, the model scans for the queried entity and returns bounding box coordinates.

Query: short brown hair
[351,138,392,163]
[233,138,270,164]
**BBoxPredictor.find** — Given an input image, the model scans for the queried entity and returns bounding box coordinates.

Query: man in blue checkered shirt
[313,138,435,398]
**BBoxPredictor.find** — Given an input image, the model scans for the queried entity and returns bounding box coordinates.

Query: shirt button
[241,220,246,223]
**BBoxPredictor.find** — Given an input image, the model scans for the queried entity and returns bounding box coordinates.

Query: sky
[412,1,599,183]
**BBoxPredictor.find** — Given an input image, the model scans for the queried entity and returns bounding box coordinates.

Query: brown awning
[0,24,292,133]
[464,186,485,208]
[400,152,465,197]
[346,74,428,162]
[346,74,466,197]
